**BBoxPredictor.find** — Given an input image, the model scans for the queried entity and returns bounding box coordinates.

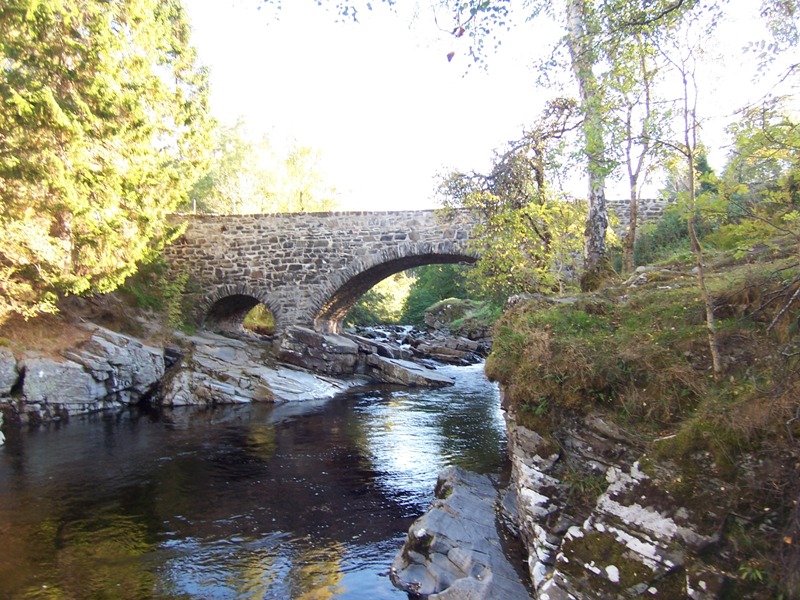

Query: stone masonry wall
[607,197,674,234]
[163,210,478,335]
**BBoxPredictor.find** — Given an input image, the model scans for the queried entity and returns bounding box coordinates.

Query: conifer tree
[0,0,211,321]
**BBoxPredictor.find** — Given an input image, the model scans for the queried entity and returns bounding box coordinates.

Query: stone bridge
[163,200,672,337]
[163,210,478,336]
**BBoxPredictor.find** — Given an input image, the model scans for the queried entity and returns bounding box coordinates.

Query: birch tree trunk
[566,0,611,290]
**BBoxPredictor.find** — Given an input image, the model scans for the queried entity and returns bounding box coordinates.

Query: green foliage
[437,99,587,301]
[451,301,501,331]
[633,208,691,265]
[400,264,470,325]
[713,100,800,254]
[438,181,587,301]
[243,304,275,335]
[121,256,194,331]
[345,288,394,327]
[345,272,414,326]
[467,194,587,301]
[182,119,339,214]
[0,0,212,323]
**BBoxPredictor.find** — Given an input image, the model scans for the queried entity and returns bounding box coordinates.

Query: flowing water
[0,363,508,599]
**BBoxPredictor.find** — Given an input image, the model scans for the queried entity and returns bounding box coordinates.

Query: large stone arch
[310,243,478,333]
[199,283,281,334]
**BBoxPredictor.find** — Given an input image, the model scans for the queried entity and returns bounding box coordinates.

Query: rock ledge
[391,465,532,599]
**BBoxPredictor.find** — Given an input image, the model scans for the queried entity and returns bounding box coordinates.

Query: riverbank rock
[364,355,454,387]
[160,330,364,406]
[350,325,489,366]
[506,409,728,599]
[278,326,455,386]
[62,326,165,403]
[3,325,165,424]
[391,465,532,599]
[278,326,359,375]
[0,348,17,397]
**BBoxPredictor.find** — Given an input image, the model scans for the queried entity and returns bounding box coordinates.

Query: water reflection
[0,363,504,599]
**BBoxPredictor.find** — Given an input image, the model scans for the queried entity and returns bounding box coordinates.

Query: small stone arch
[199,284,280,333]
[311,244,478,333]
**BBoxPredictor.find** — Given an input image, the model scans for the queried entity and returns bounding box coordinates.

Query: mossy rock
[559,528,677,596]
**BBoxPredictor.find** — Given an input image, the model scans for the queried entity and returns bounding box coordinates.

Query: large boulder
[63,326,165,403]
[6,325,165,423]
[19,354,107,420]
[159,330,362,406]
[391,465,532,599]
[365,355,454,387]
[277,326,359,375]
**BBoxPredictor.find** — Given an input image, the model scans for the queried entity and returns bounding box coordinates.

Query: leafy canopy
[0,0,211,321]
[183,119,339,215]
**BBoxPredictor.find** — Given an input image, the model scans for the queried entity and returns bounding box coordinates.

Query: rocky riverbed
[0,322,488,428]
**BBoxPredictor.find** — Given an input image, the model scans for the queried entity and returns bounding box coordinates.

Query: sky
[183,0,786,211]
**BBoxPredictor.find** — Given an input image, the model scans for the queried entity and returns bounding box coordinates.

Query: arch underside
[199,284,278,334]
[206,294,262,330]
[313,252,476,332]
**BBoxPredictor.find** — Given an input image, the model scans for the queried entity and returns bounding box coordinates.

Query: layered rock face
[0,324,460,427]
[506,410,726,599]
[0,326,164,424]
[159,329,364,406]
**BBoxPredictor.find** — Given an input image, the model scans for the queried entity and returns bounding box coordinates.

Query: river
[0,363,508,599]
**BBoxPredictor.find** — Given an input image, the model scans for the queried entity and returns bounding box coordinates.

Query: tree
[657,24,724,376]
[435,0,696,289]
[345,271,415,326]
[438,100,586,299]
[605,30,672,273]
[184,120,339,214]
[0,0,211,321]
[564,0,614,289]
[717,101,800,333]
[280,144,338,212]
[185,119,274,214]
[400,264,471,324]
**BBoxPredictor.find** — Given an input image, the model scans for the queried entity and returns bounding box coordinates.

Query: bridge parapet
[607,197,675,233]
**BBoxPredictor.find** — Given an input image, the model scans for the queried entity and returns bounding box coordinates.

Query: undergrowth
[487,247,800,597]
[120,257,197,332]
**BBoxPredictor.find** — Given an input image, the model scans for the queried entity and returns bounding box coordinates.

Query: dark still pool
[0,363,506,599]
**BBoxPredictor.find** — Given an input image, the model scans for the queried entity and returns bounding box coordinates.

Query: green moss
[637,456,656,478]
[560,530,656,592]
[653,415,748,477]
[562,467,609,517]
[405,529,434,559]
